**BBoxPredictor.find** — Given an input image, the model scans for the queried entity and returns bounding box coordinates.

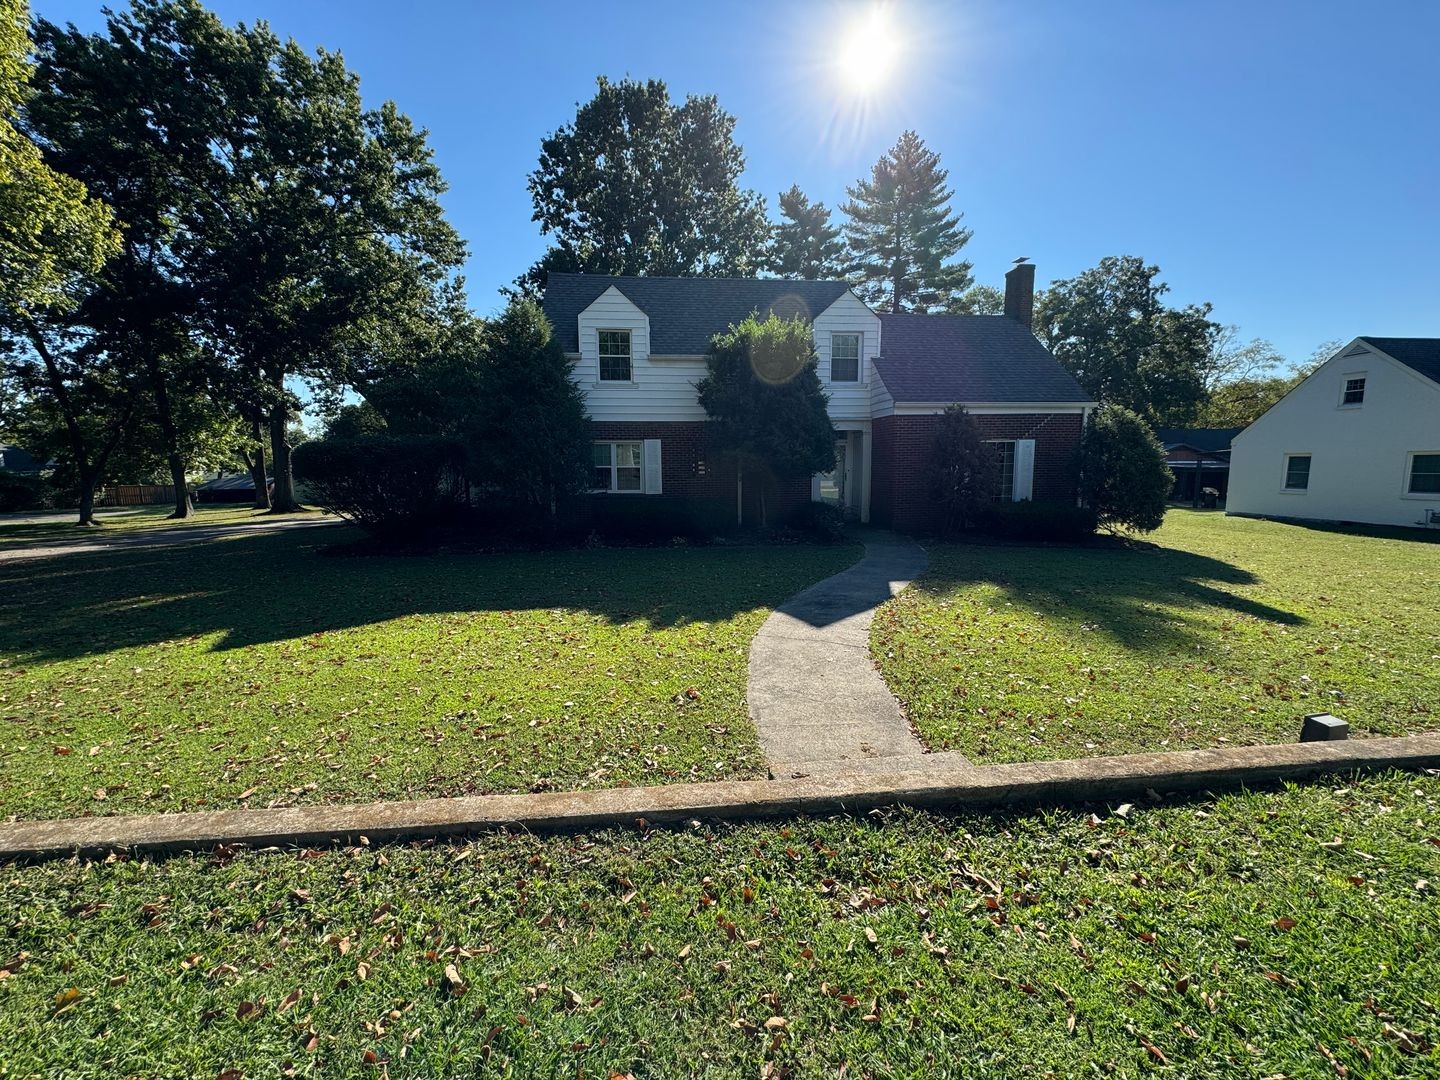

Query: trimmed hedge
[0,470,58,513]
[291,435,467,541]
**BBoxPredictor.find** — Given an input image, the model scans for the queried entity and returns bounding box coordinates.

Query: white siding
[573,286,710,422]
[813,291,882,423]
[1227,340,1440,529]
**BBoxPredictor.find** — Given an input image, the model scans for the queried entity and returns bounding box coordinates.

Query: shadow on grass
[0,526,850,664]
[915,538,1305,654]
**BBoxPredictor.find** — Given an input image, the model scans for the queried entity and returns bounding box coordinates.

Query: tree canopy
[768,185,846,280]
[841,131,973,313]
[522,77,769,293]
[1035,256,1218,427]
[0,0,118,316]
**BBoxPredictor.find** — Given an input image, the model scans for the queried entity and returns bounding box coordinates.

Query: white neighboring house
[1227,337,1440,529]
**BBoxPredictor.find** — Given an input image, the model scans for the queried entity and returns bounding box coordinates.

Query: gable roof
[1358,337,1440,386]
[1154,427,1243,453]
[543,273,852,355]
[874,313,1091,404]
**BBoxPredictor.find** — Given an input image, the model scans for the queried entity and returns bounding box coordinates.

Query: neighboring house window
[593,441,642,492]
[1408,453,1440,495]
[830,333,860,383]
[1283,454,1311,491]
[992,440,1017,502]
[598,330,632,382]
[1340,375,1366,406]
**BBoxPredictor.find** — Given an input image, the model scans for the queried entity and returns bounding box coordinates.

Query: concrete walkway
[749,532,950,777]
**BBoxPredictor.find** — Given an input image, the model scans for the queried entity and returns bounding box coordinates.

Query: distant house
[1227,337,1440,529]
[196,473,269,504]
[0,444,45,475]
[541,263,1095,532]
[1155,427,1244,506]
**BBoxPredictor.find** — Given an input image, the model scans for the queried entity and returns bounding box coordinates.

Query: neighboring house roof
[0,444,44,474]
[1154,427,1244,454]
[543,273,852,355]
[197,474,267,491]
[874,313,1091,404]
[1359,337,1440,386]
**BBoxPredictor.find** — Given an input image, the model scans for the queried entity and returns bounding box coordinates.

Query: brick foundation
[872,413,1084,533]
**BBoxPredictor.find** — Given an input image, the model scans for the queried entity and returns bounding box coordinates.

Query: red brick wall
[872,412,1084,533]
[589,421,810,525]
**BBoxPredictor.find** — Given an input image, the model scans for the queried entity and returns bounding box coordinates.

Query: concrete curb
[3,735,1438,862]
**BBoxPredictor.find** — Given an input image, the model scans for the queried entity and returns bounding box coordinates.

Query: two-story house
[1227,337,1440,529]
[542,263,1095,533]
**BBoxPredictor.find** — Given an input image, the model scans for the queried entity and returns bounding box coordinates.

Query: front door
[818,437,849,508]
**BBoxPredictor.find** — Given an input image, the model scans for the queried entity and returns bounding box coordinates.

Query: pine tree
[768,185,845,279]
[841,131,973,312]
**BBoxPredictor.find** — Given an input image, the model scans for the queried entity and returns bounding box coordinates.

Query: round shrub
[292,435,467,542]
[1078,404,1173,534]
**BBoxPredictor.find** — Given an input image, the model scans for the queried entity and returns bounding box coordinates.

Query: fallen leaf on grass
[1272,917,1297,932]
[276,989,303,1014]
[443,964,466,995]
[764,1016,788,1031]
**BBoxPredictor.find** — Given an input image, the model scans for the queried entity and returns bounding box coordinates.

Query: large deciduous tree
[769,185,845,280]
[696,314,835,528]
[1035,256,1217,427]
[521,77,769,293]
[841,131,973,313]
[0,0,118,315]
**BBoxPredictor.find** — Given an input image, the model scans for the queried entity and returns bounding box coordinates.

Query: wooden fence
[96,484,194,507]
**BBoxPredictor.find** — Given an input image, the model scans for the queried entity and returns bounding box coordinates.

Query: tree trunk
[76,468,99,527]
[247,418,270,510]
[268,398,301,513]
[145,355,192,519]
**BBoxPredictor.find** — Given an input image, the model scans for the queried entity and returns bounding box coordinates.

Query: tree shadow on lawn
[0,527,850,665]
[916,538,1306,655]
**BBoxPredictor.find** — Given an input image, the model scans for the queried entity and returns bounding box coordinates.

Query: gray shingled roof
[1360,337,1440,386]
[543,273,851,355]
[1154,428,1243,453]
[874,313,1091,404]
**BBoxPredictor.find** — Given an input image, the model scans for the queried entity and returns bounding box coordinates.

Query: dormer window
[598,330,632,382]
[1340,375,1366,406]
[831,332,860,383]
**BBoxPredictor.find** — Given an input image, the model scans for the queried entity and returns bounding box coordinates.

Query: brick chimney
[1004,260,1035,329]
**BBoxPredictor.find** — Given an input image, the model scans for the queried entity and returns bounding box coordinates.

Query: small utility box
[1300,713,1349,742]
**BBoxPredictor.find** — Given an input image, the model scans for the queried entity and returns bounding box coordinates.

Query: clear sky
[31,0,1440,366]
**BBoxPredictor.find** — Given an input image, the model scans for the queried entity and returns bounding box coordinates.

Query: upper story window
[830,332,860,383]
[1283,453,1311,491]
[1408,453,1440,495]
[1340,374,1366,406]
[598,330,632,382]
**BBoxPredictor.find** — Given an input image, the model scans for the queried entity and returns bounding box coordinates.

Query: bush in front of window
[0,469,59,513]
[925,405,1001,537]
[292,435,468,542]
[1077,403,1172,534]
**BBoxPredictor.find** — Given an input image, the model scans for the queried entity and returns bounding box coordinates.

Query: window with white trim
[1408,453,1440,495]
[592,441,642,492]
[1340,375,1366,406]
[1283,453,1311,491]
[830,332,860,383]
[991,440,1017,502]
[597,330,632,382]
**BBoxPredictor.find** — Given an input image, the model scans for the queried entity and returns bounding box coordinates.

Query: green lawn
[874,511,1440,764]
[0,504,326,547]
[2,772,1436,1076]
[0,525,858,820]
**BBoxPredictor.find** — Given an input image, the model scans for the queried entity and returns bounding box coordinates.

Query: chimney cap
[1012,256,1030,265]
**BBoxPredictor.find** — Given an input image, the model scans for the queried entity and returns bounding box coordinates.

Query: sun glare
[835,4,902,96]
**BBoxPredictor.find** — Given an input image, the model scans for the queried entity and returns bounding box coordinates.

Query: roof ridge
[549,271,851,286]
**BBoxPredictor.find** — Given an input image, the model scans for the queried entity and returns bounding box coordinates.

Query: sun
[834,4,902,97]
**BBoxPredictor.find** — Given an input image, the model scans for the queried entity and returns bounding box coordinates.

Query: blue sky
[32,0,1440,366]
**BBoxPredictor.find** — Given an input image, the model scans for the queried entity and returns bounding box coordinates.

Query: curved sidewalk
[748,532,946,777]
